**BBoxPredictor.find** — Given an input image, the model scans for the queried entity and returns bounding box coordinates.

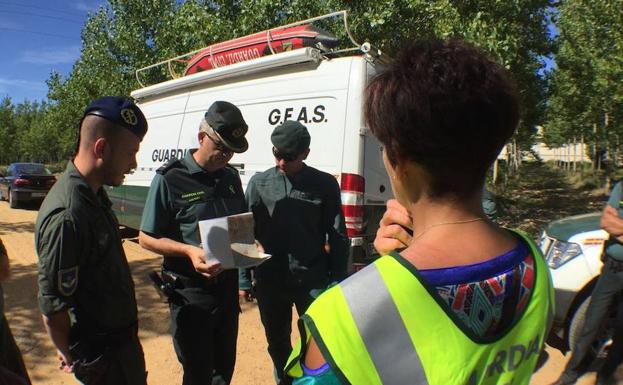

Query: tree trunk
[506,141,513,177]
[593,122,598,172]
[493,159,499,184]
[616,134,620,170]
[581,134,585,177]
[572,137,577,173]
[605,111,610,191]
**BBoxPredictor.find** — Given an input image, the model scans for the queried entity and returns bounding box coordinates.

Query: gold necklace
[413,217,486,240]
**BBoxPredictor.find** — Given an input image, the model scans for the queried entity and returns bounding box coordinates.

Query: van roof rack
[134,10,382,89]
[131,47,322,100]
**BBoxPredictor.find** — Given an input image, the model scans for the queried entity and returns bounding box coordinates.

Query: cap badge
[121,108,138,126]
[232,127,245,138]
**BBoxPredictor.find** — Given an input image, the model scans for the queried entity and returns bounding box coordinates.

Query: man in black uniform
[0,237,31,385]
[239,120,349,385]
[552,180,623,385]
[36,96,148,385]
[138,101,248,385]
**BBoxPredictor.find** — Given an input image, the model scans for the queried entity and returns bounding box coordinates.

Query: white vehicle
[540,211,613,355]
[107,11,392,270]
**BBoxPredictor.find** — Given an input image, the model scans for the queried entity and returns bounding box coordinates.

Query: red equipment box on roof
[184,25,339,75]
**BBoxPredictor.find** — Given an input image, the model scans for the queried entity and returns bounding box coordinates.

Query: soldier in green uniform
[138,101,248,385]
[35,96,148,385]
[239,120,349,385]
[552,180,623,385]
[0,238,31,385]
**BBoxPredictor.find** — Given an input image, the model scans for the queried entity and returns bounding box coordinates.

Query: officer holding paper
[138,101,248,385]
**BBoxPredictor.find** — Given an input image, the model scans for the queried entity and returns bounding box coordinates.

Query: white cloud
[20,46,80,65]
[74,1,103,12]
[0,78,45,91]
[0,19,20,29]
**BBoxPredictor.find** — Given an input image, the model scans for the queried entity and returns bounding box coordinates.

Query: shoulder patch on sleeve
[156,158,182,175]
[58,266,79,296]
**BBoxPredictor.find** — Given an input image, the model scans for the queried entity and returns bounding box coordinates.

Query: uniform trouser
[598,295,623,379]
[0,315,31,384]
[73,334,146,385]
[169,270,239,385]
[560,258,623,382]
[255,282,317,385]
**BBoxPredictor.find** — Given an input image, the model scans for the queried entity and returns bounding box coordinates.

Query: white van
[107,12,392,271]
[540,212,612,356]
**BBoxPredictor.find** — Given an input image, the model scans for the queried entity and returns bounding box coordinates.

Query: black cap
[204,101,248,153]
[271,120,310,154]
[82,96,148,140]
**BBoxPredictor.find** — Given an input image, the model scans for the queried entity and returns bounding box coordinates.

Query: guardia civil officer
[286,39,553,385]
[551,180,623,385]
[239,120,349,385]
[35,97,148,385]
[0,238,31,385]
[138,101,248,385]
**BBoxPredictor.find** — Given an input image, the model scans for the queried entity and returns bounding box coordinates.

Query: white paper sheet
[198,212,270,269]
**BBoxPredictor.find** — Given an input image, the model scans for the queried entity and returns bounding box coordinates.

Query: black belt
[71,321,138,356]
[162,268,222,289]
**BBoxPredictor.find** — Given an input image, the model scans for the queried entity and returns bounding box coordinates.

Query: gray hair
[199,118,214,134]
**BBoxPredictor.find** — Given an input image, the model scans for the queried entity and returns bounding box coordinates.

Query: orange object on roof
[184,25,339,75]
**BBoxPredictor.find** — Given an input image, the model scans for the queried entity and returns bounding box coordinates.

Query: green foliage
[0,97,61,164]
[544,0,623,174]
[1,0,554,162]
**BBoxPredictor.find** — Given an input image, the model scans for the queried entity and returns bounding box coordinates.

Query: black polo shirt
[243,165,349,289]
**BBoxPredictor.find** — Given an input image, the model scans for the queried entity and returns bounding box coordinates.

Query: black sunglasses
[205,133,232,153]
[272,147,298,162]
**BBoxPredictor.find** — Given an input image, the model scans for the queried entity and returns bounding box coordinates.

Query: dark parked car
[0,163,56,208]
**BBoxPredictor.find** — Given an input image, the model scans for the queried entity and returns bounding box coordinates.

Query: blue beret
[271,120,310,154]
[82,96,148,140]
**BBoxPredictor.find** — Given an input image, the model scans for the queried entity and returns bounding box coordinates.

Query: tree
[545,0,623,178]
[0,97,16,164]
[4,0,554,165]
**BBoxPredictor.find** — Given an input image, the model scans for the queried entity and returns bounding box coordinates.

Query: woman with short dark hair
[285,39,553,385]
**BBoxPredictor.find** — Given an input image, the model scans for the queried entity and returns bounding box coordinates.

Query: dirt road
[0,199,600,384]
[0,200,275,385]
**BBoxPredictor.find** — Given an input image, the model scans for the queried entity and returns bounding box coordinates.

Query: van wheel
[8,189,18,209]
[567,294,614,362]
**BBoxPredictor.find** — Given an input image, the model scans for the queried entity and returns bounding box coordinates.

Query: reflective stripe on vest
[341,263,429,384]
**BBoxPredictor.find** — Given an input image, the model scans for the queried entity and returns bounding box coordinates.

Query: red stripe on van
[341,173,365,237]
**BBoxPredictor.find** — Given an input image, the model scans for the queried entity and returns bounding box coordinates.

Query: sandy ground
[0,200,607,385]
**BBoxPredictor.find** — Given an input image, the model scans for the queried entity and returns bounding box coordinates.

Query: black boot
[595,371,617,385]
[549,370,580,385]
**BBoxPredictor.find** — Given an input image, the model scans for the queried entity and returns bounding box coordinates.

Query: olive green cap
[270,120,310,154]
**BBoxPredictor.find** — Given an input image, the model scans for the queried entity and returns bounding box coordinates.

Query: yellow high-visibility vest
[286,230,554,385]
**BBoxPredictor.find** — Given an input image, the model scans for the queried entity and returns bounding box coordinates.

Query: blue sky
[1,1,558,105]
[0,0,101,104]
